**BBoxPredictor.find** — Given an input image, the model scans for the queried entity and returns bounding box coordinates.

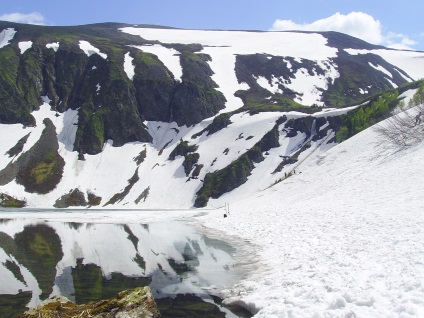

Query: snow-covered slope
[198,106,424,317]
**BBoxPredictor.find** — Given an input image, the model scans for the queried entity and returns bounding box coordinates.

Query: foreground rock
[20,287,161,318]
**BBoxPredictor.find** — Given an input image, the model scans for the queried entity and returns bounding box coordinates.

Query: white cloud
[0,12,45,25]
[271,12,417,50]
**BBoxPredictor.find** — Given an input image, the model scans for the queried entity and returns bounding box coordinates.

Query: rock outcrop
[20,286,161,318]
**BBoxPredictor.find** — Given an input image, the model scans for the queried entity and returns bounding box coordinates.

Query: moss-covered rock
[0,193,26,207]
[20,286,160,318]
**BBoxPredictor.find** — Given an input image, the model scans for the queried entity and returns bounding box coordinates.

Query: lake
[0,209,253,318]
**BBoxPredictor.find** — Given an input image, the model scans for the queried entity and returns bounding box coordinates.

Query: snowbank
[198,115,424,317]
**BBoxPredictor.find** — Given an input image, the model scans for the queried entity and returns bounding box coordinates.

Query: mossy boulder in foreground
[20,286,161,318]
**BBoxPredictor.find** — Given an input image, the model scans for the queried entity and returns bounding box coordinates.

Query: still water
[0,209,252,317]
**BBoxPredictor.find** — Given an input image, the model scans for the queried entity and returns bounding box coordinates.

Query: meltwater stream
[0,209,252,317]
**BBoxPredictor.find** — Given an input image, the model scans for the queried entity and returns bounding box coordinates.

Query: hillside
[0,21,424,207]
[198,96,424,316]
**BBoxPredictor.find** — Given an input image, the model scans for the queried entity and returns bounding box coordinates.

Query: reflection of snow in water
[0,217,240,310]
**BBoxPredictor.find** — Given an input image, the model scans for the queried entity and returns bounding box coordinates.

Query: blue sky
[1,0,424,50]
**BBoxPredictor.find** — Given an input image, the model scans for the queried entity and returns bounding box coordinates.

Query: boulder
[20,286,161,318]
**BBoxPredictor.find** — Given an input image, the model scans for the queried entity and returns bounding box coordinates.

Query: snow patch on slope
[46,42,59,52]
[132,44,183,81]
[0,28,16,49]
[123,52,135,80]
[120,28,339,111]
[79,40,107,59]
[18,41,33,54]
[368,62,392,78]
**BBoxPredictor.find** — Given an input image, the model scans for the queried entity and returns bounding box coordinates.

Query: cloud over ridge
[271,12,416,50]
[0,12,45,25]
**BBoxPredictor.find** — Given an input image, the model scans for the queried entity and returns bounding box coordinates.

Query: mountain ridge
[0,21,424,208]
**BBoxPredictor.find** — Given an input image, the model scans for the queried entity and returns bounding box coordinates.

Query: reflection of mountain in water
[0,220,239,317]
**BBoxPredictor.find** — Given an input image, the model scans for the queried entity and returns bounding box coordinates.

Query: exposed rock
[182,153,200,176]
[20,286,161,318]
[0,193,26,208]
[5,133,31,157]
[104,168,139,206]
[54,188,87,208]
[168,140,198,161]
[191,113,232,139]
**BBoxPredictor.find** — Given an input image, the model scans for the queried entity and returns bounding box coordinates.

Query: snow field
[198,111,424,317]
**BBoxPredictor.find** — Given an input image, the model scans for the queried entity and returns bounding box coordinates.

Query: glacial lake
[0,209,253,318]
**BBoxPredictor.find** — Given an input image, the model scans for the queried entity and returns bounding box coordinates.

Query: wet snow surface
[198,111,424,317]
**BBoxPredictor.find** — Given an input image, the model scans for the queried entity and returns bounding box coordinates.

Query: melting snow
[79,40,107,59]
[123,52,135,80]
[18,41,33,54]
[198,109,424,317]
[46,42,59,52]
[0,28,16,49]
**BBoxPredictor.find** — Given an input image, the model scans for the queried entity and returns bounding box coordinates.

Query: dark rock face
[171,53,226,126]
[0,23,227,155]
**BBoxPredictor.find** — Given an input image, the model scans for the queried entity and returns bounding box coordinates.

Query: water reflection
[0,218,243,317]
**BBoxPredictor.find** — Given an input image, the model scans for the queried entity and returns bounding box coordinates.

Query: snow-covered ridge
[120,27,340,110]
[0,28,16,49]
[79,40,107,59]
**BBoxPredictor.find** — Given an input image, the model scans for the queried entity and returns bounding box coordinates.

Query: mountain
[0,21,424,208]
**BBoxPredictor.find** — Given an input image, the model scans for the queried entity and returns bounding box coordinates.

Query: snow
[18,41,33,54]
[78,40,107,59]
[197,111,424,317]
[368,62,393,78]
[0,28,16,49]
[1,100,423,316]
[345,48,424,80]
[123,52,135,80]
[46,42,59,52]
[255,76,283,94]
[121,28,339,112]
[131,44,183,82]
